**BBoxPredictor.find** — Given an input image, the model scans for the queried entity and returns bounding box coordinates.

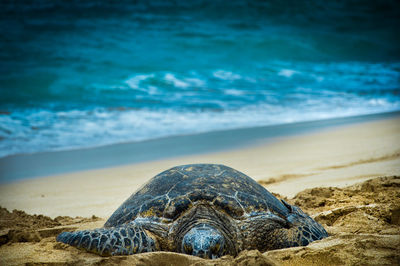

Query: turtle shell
[104,164,290,227]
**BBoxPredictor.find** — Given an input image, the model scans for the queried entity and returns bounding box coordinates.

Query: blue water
[1,0,400,158]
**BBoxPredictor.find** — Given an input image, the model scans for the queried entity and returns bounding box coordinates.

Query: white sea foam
[184,78,205,87]
[278,69,299,78]
[164,73,190,88]
[225,89,244,96]
[312,74,324,82]
[148,86,159,95]
[368,99,389,106]
[163,74,206,88]
[125,74,154,89]
[213,70,242,81]
[1,98,399,158]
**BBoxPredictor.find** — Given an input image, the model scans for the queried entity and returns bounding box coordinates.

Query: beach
[0,113,399,265]
[1,1,399,265]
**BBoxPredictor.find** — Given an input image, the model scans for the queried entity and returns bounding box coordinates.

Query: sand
[0,114,399,265]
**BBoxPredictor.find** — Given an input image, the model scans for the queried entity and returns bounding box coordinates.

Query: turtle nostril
[211,244,219,254]
[183,244,193,255]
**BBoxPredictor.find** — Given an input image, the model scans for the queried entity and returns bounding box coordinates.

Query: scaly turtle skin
[57,164,328,259]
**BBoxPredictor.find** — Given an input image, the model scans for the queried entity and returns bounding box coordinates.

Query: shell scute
[139,196,169,218]
[164,196,192,219]
[187,189,217,203]
[235,191,267,213]
[213,195,244,217]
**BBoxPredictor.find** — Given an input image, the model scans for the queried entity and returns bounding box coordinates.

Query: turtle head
[181,224,225,259]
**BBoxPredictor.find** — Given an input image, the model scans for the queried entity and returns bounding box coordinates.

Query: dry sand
[0,115,399,265]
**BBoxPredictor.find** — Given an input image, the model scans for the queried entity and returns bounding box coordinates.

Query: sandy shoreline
[1,113,399,218]
[0,113,399,265]
[1,111,398,183]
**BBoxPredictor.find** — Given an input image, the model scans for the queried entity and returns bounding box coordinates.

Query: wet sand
[0,113,399,265]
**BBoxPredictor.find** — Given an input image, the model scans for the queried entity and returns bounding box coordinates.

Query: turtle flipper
[277,199,328,247]
[283,203,328,246]
[56,222,157,256]
[243,201,328,251]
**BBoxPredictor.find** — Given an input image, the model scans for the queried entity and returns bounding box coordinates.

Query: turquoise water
[1,1,400,157]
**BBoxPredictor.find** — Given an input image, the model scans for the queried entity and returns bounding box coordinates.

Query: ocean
[1,0,399,158]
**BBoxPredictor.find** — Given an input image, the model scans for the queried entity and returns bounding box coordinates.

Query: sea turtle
[57,164,328,259]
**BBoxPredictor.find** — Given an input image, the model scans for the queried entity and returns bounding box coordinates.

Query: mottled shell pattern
[105,164,290,227]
